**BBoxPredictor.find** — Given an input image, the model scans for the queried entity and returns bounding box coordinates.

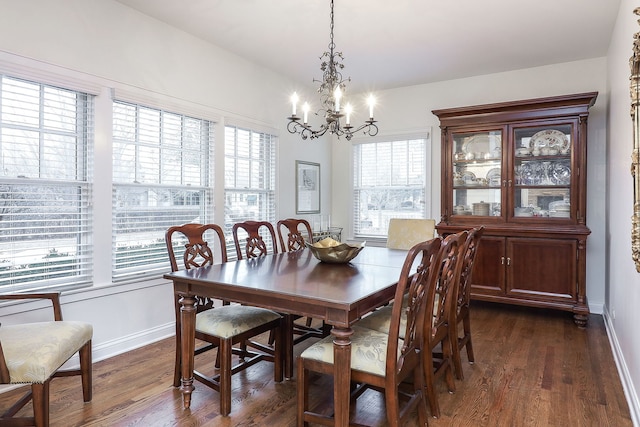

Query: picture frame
[296,160,320,214]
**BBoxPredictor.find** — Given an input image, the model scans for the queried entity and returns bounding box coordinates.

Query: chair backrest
[277,218,313,252]
[387,237,442,381]
[429,230,468,336]
[386,218,436,250]
[165,223,228,272]
[455,227,485,317]
[232,220,278,259]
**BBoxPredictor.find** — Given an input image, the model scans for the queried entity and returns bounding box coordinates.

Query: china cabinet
[433,92,598,326]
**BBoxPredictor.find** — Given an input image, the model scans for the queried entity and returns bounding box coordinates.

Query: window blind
[0,75,93,292]
[112,100,213,281]
[224,125,277,259]
[353,138,427,239]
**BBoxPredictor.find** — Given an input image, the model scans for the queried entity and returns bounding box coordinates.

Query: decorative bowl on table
[305,238,365,264]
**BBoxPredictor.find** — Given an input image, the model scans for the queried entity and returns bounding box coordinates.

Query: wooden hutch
[433,92,598,326]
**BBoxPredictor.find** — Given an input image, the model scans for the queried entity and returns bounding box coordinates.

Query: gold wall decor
[631,8,640,272]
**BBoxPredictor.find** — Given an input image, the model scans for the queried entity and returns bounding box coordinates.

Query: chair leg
[442,336,456,393]
[463,315,475,364]
[296,358,308,427]
[451,323,465,380]
[219,338,233,416]
[423,351,440,418]
[31,381,49,427]
[79,340,93,402]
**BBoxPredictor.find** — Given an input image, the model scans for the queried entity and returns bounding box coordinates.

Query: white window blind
[224,125,276,259]
[353,138,427,238]
[112,101,213,281]
[0,75,93,292]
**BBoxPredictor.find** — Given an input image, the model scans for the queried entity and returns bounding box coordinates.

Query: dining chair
[297,238,442,427]
[232,220,278,260]
[450,226,484,380]
[165,223,283,416]
[357,230,467,418]
[386,218,436,250]
[0,292,93,427]
[276,218,330,345]
[423,230,468,417]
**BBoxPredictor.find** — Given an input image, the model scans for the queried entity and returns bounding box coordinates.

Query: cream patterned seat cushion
[0,321,92,384]
[386,218,436,250]
[299,326,401,376]
[196,305,281,339]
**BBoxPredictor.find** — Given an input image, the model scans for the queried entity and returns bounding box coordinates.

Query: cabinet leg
[573,313,588,328]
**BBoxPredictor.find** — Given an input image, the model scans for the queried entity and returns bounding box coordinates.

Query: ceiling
[114,0,620,93]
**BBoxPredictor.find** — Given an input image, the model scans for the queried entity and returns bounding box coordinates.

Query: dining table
[164,245,409,426]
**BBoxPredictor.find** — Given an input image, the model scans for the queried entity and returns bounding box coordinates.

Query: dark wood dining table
[164,246,409,426]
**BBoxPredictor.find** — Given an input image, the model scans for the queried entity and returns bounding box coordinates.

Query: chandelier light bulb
[291,92,299,116]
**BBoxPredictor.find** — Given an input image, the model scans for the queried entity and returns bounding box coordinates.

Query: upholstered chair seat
[299,325,400,376]
[0,292,93,427]
[196,305,281,339]
[0,321,92,384]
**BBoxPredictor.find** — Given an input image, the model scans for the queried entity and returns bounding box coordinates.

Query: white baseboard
[603,309,640,426]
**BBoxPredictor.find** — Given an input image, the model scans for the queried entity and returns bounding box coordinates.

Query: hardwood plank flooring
[0,302,632,426]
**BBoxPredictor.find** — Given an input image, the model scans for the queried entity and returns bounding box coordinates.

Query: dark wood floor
[0,301,632,426]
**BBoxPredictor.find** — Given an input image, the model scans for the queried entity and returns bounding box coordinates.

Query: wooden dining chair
[165,223,283,416]
[423,230,468,417]
[450,226,484,380]
[276,218,330,344]
[0,292,93,427]
[232,220,278,260]
[297,238,442,427]
[356,230,467,418]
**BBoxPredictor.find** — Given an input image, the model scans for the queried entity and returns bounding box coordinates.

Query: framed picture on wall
[296,160,320,214]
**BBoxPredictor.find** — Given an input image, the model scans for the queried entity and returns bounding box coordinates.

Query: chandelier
[287,0,378,141]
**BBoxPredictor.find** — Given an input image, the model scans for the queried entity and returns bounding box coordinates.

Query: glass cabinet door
[451,130,503,218]
[512,124,572,219]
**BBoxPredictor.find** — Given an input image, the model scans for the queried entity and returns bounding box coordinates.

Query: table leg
[331,326,353,427]
[179,294,197,409]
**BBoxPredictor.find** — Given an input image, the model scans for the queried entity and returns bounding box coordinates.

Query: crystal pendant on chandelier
[287,0,378,141]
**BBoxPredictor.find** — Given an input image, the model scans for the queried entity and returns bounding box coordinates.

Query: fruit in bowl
[306,238,365,264]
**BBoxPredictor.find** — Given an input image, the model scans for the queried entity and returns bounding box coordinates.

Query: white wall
[333,58,608,313]
[605,0,640,424]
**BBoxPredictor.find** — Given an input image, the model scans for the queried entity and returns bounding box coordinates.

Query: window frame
[111,100,214,282]
[351,132,431,241]
[0,74,94,292]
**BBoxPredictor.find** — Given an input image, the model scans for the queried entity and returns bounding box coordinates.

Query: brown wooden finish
[297,239,441,426]
[0,303,631,426]
[0,293,92,427]
[423,231,467,418]
[232,220,278,259]
[164,247,406,424]
[165,223,282,416]
[277,218,313,252]
[433,92,597,326]
[451,226,484,380]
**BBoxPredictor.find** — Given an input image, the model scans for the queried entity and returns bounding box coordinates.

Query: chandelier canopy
[287,0,378,141]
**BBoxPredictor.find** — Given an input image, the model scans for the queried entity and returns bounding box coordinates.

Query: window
[353,137,428,238]
[0,75,93,292]
[224,125,276,258]
[112,101,213,281]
